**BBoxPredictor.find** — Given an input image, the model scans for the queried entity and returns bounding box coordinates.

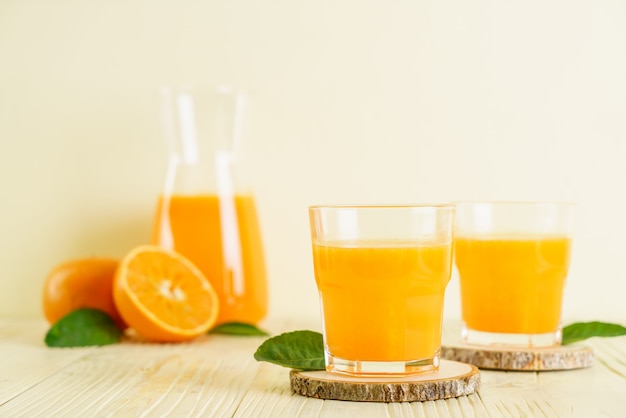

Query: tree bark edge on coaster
[289,359,480,402]
[441,344,594,371]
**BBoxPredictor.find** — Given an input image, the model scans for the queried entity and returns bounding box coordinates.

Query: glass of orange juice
[454,201,575,347]
[309,204,455,376]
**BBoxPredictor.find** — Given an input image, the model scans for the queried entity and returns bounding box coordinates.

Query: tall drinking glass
[454,202,575,347]
[309,205,455,376]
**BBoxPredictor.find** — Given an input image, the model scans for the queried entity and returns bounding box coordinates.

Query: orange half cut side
[114,245,219,342]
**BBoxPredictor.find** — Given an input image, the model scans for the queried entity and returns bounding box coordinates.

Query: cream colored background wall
[1,1,625,324]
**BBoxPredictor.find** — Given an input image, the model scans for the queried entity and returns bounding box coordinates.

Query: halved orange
[113,245,219,342]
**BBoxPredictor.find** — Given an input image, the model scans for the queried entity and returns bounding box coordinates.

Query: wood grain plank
[0,332,266,417]
[0,319,94,405]
[586,336,626,380]
[233,363,306,418]
[1,318,625,417]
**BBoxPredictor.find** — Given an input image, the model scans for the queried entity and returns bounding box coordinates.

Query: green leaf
[254,330,325,370]
[562,321,626,345]
[45,308,123,348]
[209,322,269,336]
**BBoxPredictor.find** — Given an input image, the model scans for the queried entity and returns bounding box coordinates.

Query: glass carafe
[152,85,268,326]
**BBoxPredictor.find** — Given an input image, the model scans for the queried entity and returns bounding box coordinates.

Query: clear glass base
[325,350,440,377]
[462,323,562,348]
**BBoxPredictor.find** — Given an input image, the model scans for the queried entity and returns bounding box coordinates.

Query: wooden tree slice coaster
[289,360,480,403]
[441,343,594,371]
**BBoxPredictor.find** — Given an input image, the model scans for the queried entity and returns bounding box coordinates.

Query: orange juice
[312,240,452,362]
[152,194,267,325]
[454,235,571,334]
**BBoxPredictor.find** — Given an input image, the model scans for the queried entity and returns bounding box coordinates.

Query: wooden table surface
[1,317,624,417]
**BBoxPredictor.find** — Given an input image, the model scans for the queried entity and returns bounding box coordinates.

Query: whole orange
[42,257,127,329]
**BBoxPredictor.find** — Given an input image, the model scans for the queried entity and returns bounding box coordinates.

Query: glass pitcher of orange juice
[152,85,268,326]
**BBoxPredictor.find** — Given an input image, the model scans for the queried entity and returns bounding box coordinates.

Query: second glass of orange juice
[454,201,575,347]
[309,205,455,376]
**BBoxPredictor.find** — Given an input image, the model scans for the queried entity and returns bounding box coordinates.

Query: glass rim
[308,203,455,210]
[453,200,576,207]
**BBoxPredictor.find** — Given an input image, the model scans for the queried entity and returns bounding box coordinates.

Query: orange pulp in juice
[454,235,571,334]
[152,194,267,325]
[312,240,452,362]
